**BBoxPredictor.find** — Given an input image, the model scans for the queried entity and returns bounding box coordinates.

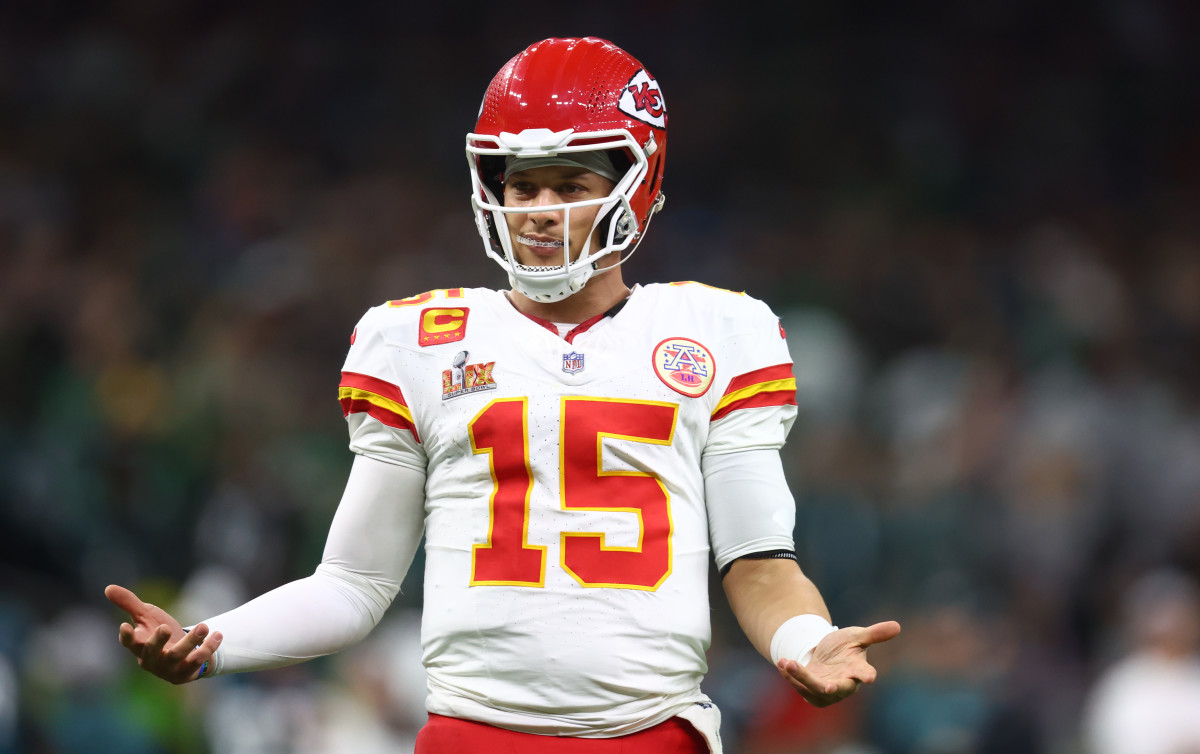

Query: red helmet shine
[466,37,667,302]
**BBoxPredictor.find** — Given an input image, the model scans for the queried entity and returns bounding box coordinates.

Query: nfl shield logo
[562,351,585,374]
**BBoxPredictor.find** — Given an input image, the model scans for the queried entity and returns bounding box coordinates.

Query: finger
[851,620,902,647]
[141,624,172,661]
[105,584,148,619]
[777,658,837,696]
[195,630,222,659]
[858,665,878,684]
[776,661,842,708]
[165,624,208,662]
[185,631,223,673]
[832,676,861,697]
[118,622,137,649]
[170,631,222,684]
[777,662,815,698]
[828,650,881,685]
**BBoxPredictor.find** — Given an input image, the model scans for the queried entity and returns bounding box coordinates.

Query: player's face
[502,166,616,267]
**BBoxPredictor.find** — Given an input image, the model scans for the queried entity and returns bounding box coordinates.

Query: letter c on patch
[419,307,469,346]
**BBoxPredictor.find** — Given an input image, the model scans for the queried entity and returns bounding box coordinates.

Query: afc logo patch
[618,69,666,129]
[652,337,715,398]
[419,307,468,347]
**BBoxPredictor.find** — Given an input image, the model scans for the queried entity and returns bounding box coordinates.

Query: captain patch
[419,307,469,347]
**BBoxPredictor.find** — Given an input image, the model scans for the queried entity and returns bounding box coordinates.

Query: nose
[526,187,563,225]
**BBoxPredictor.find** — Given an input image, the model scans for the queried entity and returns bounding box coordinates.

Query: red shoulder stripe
[340,371,408,407]
[338,371,420,441]
[711,389,797,422]
[722,363,795,396]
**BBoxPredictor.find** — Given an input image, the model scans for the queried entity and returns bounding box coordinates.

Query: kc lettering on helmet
[627,83,663,117]
[619,69,666,129]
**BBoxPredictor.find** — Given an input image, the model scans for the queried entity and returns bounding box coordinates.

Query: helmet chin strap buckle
[615,210,635,240]
[643,132,658,156]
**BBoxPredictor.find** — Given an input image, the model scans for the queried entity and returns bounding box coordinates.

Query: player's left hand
[776,620,901,707]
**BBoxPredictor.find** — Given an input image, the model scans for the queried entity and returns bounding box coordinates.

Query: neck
[508,266,630,324]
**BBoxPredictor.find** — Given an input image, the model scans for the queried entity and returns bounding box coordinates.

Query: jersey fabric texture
[339,282,798,737]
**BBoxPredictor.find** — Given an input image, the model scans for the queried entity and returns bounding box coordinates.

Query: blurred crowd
[3,1,1200,752]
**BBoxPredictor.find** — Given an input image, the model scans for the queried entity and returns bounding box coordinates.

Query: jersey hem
[425,683,712,738]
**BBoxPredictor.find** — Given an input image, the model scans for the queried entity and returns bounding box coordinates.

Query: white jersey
[338,282,798,736]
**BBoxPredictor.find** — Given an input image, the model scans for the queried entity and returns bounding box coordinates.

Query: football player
[107,37,900,753]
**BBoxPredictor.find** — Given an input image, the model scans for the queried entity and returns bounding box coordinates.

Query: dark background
[3,1,1200,751]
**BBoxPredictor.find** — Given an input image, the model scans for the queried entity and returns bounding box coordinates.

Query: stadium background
[2,1,1199,751]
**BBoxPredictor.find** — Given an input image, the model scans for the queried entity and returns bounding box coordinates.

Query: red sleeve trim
[711,363,797,422]
[721,363,795,396]
[338,371,420,442]
[340,371,409,406]
[710,389,798,422]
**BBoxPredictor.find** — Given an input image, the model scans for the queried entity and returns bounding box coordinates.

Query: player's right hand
[104,584,222,685]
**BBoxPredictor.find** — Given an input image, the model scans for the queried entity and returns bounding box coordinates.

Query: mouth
[515,234,568,263]
[517,235,564,249]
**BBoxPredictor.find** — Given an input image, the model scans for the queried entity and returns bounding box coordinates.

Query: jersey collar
[510,288,635,345]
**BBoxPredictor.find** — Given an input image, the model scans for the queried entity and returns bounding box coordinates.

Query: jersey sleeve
[339,306,427,471]
[705,297,798,455]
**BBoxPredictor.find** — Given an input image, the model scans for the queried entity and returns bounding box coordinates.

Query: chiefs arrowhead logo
[619,69,666,129]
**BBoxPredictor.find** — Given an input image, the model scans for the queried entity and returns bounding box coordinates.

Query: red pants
[415,713,709,753]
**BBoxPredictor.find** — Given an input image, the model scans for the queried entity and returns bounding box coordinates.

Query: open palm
[776,620,901,707]
[105,584,222,684]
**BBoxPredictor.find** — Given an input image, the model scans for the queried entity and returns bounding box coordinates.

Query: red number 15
[469,397,678,591]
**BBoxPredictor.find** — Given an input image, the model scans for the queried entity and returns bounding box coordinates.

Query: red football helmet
[466,37,667,302]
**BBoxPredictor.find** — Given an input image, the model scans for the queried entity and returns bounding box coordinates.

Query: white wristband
[770,614,838,667]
